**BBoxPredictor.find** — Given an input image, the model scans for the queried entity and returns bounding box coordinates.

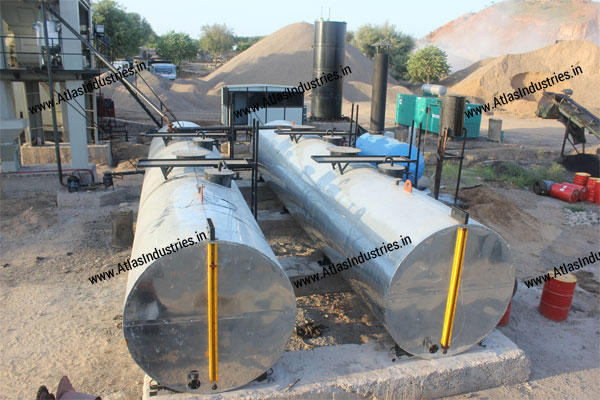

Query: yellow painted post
[440,226,468,353]
[207,241,218,388]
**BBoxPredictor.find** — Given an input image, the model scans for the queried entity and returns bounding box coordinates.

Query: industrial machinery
[123,122,296,393]
[536,90,600,157]
[259,121,515,359]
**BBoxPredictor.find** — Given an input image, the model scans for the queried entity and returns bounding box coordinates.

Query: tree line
[92,0,450,82]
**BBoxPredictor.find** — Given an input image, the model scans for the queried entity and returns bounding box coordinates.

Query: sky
[115,0,494,39]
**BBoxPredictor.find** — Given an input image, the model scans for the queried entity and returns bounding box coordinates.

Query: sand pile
[442,40,600,117]
[103,22,411,123]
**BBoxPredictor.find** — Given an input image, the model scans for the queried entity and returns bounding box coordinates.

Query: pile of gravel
[564,209,600,226]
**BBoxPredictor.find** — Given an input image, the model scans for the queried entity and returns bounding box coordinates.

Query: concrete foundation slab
[20,142,113,166]
[141,329,530,400]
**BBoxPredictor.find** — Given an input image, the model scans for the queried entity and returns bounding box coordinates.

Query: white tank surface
[259,120,514,359]
[123,122,296,394]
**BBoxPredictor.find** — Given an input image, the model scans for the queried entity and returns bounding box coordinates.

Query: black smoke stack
[369,43,392,134]
[439,95,466,137]
[311,20,346,120]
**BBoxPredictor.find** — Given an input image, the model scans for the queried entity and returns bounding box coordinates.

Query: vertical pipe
[433,127,448,200]
[369,52,388,134]
[349,103,354,136]
[353,104,359,147]
[454,130,468,205]
[207,241,218,388]
[41,1,65,186]
[415,121,422,187]
[229,94,234,158]
[441,227,469,353]
[407,122,413,181]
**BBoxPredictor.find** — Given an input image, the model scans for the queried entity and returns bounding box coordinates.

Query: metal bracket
[311,155,414,176]
[451,206,469,225]
[159,166,173,180]
[138,158,251,181]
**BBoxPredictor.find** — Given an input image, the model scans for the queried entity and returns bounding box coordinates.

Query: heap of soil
[442,40,600,117]
[458,186,542,243]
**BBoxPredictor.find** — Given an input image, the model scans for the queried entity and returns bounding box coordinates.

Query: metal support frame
[251,120,259,218]
[137,158,251,180]
[433,126,468,201]
[44,3,168,128]
[41,1,66,187]
[311,155,415,176]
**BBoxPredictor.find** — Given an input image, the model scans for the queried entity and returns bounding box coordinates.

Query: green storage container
[463,103,482,138]
[395,95,482,139]
[414,96,441,134]
[396,94,417,127]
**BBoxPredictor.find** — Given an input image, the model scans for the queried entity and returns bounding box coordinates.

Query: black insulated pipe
[311,20,346,120]
[369,51,389,134]
[439,95,466,137]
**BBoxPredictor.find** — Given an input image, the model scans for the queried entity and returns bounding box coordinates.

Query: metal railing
[0,35,106,70]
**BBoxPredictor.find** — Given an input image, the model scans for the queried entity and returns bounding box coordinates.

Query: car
[112,60,130,70]
[150,63,177,80]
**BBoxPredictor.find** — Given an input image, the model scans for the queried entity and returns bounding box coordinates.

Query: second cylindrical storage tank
[259,121,515,359]
[123,123,296,393]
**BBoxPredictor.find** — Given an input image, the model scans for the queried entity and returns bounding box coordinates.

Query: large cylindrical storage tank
[123,122,296,393]
[311,20,346,120]
[259,121,514,359]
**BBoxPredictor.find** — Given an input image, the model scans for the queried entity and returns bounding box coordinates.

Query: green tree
[200,24,235,57]
[406,46,451,83]
[346,31,354,43]
[234,36,264,52]
[92,0,155,58]
[156,32,199,65]
[351,22,414,80]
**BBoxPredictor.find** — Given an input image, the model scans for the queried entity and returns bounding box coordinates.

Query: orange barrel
[549,183,579,203]
[561,182,588,201]
[497,300,511,326]
[586,177,598,203]
[574,172,590,186]
[538,273,577,322]
[596,179,600,205]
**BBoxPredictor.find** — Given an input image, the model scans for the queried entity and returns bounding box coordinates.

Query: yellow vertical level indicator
[440,226,469,354]
[207,241,218,387]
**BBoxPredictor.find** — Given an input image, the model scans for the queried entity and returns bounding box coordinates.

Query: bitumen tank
[122,122,296,393]
[258,121,514,359]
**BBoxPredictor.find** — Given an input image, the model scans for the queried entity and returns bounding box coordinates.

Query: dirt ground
[1,116,599,399]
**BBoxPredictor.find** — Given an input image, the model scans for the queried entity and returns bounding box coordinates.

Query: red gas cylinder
[497,300,511,326]
[549,183,579,203]
[561,182,588,202]
[573,172,590,186]
[595,179,600,205]
[587,177,598,203]
[539,273,577,322]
